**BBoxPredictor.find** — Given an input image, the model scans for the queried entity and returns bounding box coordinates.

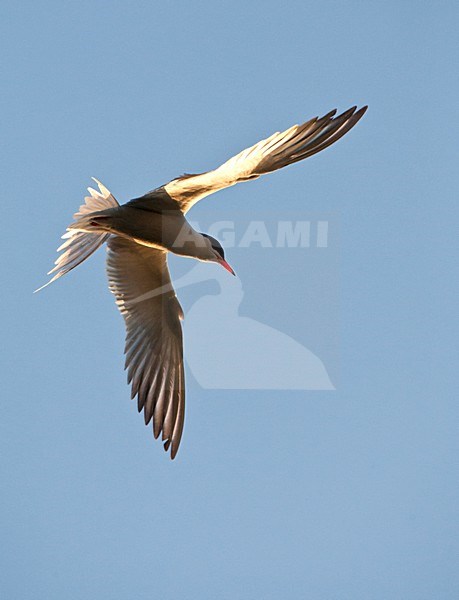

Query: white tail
[35,179,119,292]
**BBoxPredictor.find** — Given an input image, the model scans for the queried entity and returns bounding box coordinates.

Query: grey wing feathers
[106,236,185,459]
[164,106,367,213]
[253,106,367,173]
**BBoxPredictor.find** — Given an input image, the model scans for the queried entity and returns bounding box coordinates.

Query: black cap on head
[201,233,225,260]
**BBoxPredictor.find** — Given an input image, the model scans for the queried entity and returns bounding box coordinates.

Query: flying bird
[37,105,367,458]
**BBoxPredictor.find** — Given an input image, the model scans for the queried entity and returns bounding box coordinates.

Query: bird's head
[201,233,236,276]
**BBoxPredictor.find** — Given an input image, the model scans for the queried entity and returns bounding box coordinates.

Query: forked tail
[35,178,119,292]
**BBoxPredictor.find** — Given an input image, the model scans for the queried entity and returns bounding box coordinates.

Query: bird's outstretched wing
[162,105,367,214]
[106,236,185,459]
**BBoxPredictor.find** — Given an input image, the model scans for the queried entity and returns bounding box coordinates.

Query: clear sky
[2,1,458,599]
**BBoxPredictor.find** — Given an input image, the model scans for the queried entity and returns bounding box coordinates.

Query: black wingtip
[313,105,367,126]
[353,105,369,122]
[165,438,179,460]
[336,106,357,121]
[320,108,338,120]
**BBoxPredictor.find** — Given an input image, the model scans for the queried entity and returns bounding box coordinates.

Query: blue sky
[2,1,458,599]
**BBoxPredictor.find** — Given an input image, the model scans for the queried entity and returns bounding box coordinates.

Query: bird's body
[37,106,367,458]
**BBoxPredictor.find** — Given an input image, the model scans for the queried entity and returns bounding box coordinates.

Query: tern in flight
[37,105,367,458]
